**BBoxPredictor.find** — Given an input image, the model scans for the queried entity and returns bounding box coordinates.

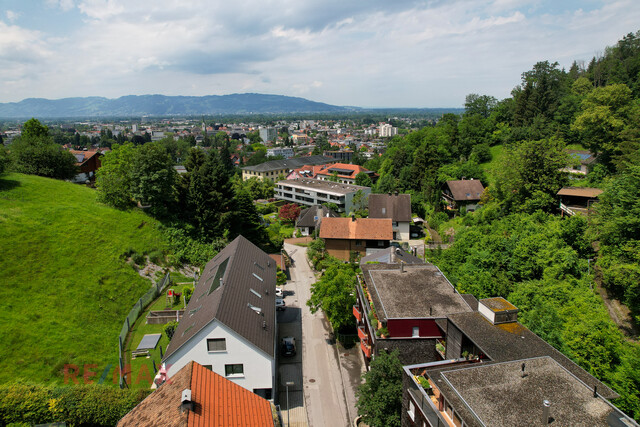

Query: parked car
[281,336,296,356]
[276,298,285,311]
[275,287,283,298]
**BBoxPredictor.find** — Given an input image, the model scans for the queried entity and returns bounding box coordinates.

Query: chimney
[395,191,399,196]
[351,215,356,222]
[181,389,194,413]
[400,262,405,273]
[390,248,396,263]
[542,400,551,425]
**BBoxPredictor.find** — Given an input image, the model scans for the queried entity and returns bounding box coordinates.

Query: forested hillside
[362,31,640,419]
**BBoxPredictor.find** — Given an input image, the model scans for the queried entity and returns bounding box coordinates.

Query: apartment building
[275,178,370,213]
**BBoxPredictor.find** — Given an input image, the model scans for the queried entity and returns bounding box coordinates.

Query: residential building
[557,187,603,216]
[259,126,277,143]
[442,179,485,212]
[69,150,102,183]
[275,178,371,213]
[353,263,473,365]
[295,205,339,237]
[314,163,378,185]
[564,149,596,175]
[401,297,635,427]
[323,150,354,162]
[117,361,274,426]
[319,216,392,261]
[241,155,334,181]
[266,147,294,159]
[368,193,412,240]
[379,123,398,137]
[162,235,277,400]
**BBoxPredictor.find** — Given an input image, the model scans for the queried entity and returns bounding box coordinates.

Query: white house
[162,235,277,400]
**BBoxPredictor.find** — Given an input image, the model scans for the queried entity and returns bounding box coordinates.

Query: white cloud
[5,10,20,22]
[1,0,640,106]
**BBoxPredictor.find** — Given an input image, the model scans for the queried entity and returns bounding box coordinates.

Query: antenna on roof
[593,385,598,398]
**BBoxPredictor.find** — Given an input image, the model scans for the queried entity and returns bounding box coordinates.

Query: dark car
[281,336,296,357]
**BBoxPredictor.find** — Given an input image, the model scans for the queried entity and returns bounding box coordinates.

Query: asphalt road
[283,242,354,427]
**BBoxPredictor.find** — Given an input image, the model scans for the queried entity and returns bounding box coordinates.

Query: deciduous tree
[356,350,403,427]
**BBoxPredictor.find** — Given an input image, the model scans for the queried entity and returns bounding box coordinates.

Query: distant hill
[0,93,354,118]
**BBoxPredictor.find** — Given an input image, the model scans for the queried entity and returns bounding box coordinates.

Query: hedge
[0,382,150,426]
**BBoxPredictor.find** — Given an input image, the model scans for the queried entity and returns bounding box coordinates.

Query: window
[355,240,362,246]
[381,207,386,215]
[207,338,226,352]
[412,326,419,337]
[408,399,416,422]
[225,364,244,377]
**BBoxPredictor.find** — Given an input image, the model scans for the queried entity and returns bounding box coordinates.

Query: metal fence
[117,272,171,388]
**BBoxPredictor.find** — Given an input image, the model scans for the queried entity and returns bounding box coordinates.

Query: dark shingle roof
[241,155,334,172]
[445,311,618,399]
[427,357,621,427]
[446,179,485,201]
[296,205,338,228]
[361,264,473,321]
[163,236,277,360]
[368,193,412,222]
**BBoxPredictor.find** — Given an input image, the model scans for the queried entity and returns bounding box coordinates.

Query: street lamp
[285,381,294,427]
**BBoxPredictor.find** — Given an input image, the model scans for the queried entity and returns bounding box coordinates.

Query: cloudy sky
[1,0,639,107]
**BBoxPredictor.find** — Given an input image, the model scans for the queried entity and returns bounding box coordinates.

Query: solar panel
[75,154,84,162]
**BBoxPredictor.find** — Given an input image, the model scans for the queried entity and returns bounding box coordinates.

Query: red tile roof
[118,361,273,427]
[319,217,393,240]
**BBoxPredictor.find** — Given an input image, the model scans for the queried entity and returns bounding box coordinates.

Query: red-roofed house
[319,216,392,261]
[117,361,274,427]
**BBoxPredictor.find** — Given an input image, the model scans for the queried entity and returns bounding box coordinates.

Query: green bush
[0,382,149,426]
[131,252,145,266]
[164,321,179,341]
[148,250,164,265]
[183,286,193,304]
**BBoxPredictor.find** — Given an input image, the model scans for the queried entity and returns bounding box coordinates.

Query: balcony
[357,325,368,341]
[353,305,362,323]
[360,341,372,358]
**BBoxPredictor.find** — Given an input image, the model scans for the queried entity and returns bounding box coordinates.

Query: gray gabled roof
[241,155,334,172]
[368,193,412,222]
[296,205,339,228]
[163,235,277,360]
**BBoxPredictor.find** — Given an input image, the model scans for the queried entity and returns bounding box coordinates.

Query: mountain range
[0,93,355,118]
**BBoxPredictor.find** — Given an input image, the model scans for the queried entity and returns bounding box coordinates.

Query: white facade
[267,147,294,158]
[394,221,411,241]
[165,319,275,398]
[259,127,277,143]
[276,179,371,213]
[379,123,398,137]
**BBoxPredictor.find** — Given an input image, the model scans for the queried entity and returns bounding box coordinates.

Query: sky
[0,0,639,108]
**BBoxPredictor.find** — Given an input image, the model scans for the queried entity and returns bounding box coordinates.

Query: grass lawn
[0,173,168,385]
[126,282,192,389]
[479,144,505,187]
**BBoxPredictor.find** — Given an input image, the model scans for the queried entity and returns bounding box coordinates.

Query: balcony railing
[353,305,362,323]
[360,341,372,358]
[357,325,368,341]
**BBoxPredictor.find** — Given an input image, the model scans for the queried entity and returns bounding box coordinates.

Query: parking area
[277,299,308,426]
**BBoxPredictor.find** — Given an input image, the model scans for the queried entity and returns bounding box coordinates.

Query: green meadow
[0,173,167,385]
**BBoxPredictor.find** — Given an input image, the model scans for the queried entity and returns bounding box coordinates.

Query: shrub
[164,321,179,341]
[0,382,149,426]
[148,250,164,265]
[131,252,145,266]
[183,286,193,304]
